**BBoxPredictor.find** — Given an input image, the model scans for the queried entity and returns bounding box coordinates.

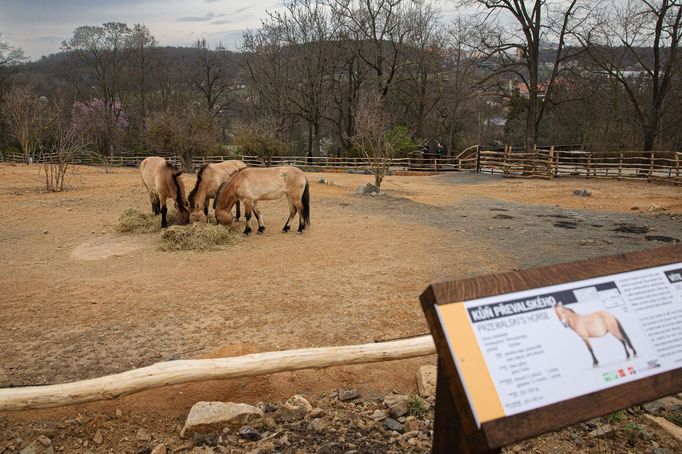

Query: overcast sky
[0,0,469,60]
[0,0,291,59]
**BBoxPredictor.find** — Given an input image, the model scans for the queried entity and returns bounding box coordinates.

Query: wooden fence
[2,146,679,184]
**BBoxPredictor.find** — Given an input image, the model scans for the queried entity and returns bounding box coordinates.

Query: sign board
[420,245,682,453]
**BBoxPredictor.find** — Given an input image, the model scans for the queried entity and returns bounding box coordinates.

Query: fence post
[476,146,481,174]
[618,153,623,180]
[648,152,654,182]
[548,146,555,178]
[587,153,592,179]
[676,153,680,186]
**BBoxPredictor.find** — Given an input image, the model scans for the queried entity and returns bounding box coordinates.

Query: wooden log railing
[0,336,436,411]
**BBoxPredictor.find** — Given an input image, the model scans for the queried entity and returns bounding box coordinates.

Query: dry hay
[114,208,162,233]
[159,223,240,252]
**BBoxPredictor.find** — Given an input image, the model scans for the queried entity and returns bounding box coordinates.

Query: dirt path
[0,164,681,452]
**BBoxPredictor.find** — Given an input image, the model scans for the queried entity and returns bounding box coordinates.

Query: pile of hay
[114,208,161,233]
[159,223,240,252]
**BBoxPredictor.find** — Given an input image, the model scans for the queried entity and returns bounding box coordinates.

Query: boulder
[181,402,264,438]
[284,395,313,412]
[416,365,437,398]
[338,389,361,401]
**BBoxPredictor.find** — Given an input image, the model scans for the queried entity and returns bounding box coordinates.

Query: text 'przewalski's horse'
[140,157,190,228]
[188,160,247,224]
[554,302,637,367]
[214,166,310,235]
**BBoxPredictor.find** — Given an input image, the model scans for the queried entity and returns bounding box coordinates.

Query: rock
[403,418,422,433]
[371,409,389,421]
[512,445,523,452]
[257,441,275,452]
[389,401,408,418]
[338,388,360,401]
[308,418,328,433]
[643,396,682,414]
[19,436,54,454]
[115,409,123,418]
[417,364,438,397]
[573,189,592,197]
[181,402,264,437]
[92,430,103,445]
[383,394,408,407]
[193,432,219,447]
[239,426,261,441]
[356,183,380,195]
[587,424,613,437]
[416,365,437,398]
[651,448,673,454]
[644,414,682,442]
[136,428,152,441]
[309,408,325,418]
[284,395,312,412]
[384,418,404,433]
[150,444,167,454]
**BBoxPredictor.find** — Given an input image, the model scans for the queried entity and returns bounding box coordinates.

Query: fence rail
[2,146,679,185]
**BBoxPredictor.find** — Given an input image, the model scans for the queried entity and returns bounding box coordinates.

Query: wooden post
[648,152,655,182]
[476,146,481,174]
[618,152,623,180]
[503,146,508,176]
[675,153,680,186]
[586,153,592,178]
[548,146,555,178]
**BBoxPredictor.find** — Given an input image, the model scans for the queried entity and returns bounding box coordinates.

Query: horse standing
[214,166,310,235]
[139,157,190,228]
[188,160,247,223]
[554,302,637,367]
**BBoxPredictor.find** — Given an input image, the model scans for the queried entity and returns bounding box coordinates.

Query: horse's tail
[616,318,635,351]
[301,180,310,227]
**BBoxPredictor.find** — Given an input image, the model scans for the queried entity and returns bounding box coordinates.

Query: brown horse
[214,166,310,235]
[188,160,247,223]
[554,302,637,367]
[140,157,190,228]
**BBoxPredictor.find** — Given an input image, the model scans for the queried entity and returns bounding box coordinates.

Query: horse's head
[189,208,207,224]
[554,302,570,328]
[175,199,190,225]
[215,206,234,226]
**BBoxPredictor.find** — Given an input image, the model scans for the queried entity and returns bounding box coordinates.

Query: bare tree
[42,99,86,192]
[62,22,132,156]
[190,38,235,117]
[233,116,290,166]
[578,0,682,151]
[127,24,158,144]
[462,0,585,150]
[350,93,409,188]
[2,85,47,163]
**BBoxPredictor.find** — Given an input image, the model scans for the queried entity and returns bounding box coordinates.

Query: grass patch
[159,223,240,252]
[406,394,429,417]
[114,208,161,234]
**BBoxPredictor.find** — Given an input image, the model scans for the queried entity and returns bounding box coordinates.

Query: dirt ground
[0,163,681,452]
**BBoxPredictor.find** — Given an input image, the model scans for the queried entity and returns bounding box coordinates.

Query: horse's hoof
[282,226,290,233]
[257,227,265,234]
[243,229,251,236]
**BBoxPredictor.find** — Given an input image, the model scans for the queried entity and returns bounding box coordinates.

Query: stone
[371,409,389,421]
[338,389,360,401]
[284,395,312,412]
[356,183,380,195]
[389,401,408,419]
[587,424,613,437]
[384,418,404,433]
[644,414,682,442]
[193,432,219,447]
[309,408,325,418]
[19,436,54,454]
[150,444,167,454]
[181,402,264,438]
[573,189,592,197]
[643,396,682,414]
[115,409,123,418]
[403,418,422,433]
[383,394,408,407]
[239,426,261,441]
[416,365,437,398]
[92,430,103,445]
[136,428,152,442]
[308,418,328,433]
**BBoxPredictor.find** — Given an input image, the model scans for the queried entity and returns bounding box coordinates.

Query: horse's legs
[150,193,160,215]
[282,197,296,233]
[242,199,253,235]
[235,200,241,221]
[620,339,631,358]
[293,199,306,232]
[582,337,599,367]
[203,199,209,217]
[160,199,168,228]
[252,202,265,234]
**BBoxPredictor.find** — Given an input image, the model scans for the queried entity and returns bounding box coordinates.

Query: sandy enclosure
[0,163,681,412]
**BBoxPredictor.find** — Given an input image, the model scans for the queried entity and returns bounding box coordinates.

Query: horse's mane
[171,171,189,214]
[213,167,247,210]
[188,164,209,208]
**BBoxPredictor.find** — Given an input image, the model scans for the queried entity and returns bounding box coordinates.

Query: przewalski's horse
[554,302,637,367]
[188,160,247,223]
[214,166,310,235]
[139,156,190,228]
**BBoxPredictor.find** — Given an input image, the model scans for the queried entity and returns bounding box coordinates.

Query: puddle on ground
[645,235,679,243]
[613,224,650,234]
[71,235,148,260]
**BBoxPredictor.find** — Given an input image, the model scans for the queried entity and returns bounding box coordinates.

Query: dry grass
[114,208,161,234]
[159,223,240,252]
